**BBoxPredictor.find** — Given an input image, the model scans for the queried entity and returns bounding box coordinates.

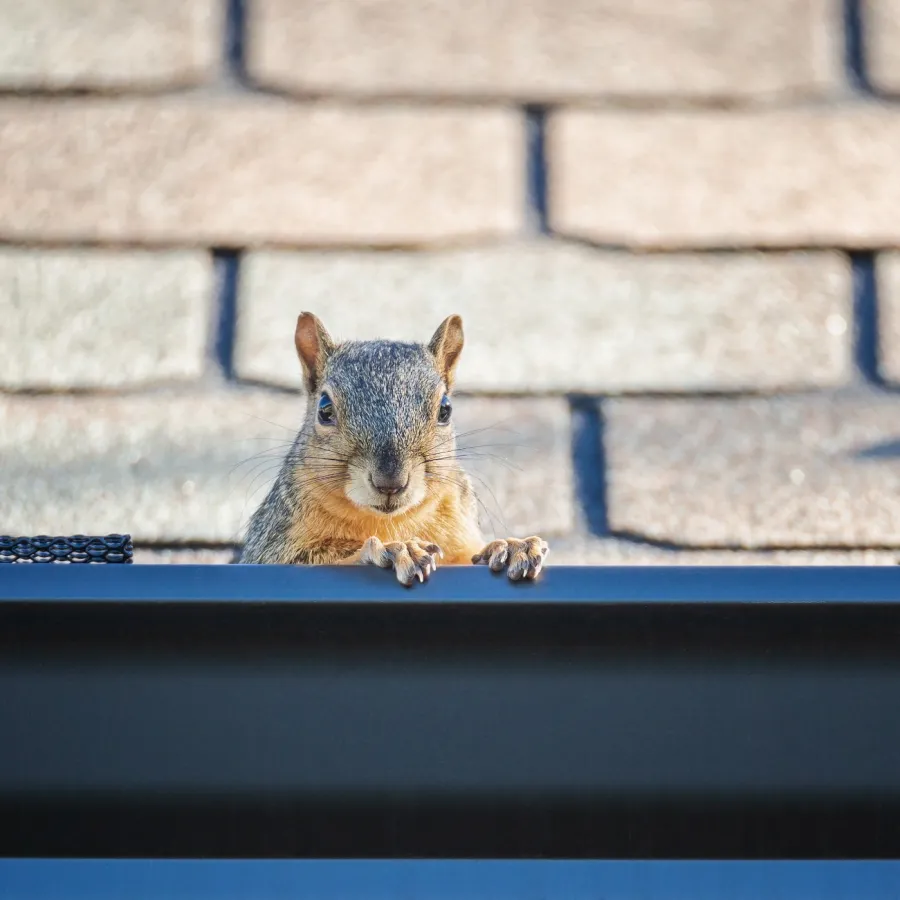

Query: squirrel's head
[293,311,465,517]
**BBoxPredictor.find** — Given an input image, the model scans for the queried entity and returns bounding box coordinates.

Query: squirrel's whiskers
[239,312,549,584]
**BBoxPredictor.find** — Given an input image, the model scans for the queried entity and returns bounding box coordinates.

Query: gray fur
[238,338,457,564]
[326,340,444,468]
[238,409,309,564]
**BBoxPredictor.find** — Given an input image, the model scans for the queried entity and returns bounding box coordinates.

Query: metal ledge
[2,860,899,900]
[5,561,900,603]
[2,565,900,858]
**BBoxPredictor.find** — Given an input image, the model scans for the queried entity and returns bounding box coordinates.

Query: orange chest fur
[289,490,481,563]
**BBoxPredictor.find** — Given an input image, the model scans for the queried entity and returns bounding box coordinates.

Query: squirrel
[238,312,549,585]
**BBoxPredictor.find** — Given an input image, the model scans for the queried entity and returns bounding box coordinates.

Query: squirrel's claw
[359,536,442,587]
[472,537,549,582]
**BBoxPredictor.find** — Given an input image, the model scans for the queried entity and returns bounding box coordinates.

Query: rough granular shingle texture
[0,248,212,390]
[452,397,574,537]
[606,390,900,548]
[139,548,238,564]
[0,99,523,246]
[0,389,307,543]
[236,245,851,393]
[867,0,900,94]
[246,0,840,102]
[877,252,900,385]
[547,536,898,566]
[0,0,221,89]
[550,109,900,249]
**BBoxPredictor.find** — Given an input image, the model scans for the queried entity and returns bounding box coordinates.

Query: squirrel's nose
[370,471,410,496]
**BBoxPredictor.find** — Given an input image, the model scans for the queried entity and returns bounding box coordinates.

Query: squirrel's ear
[295,312,335,392]
[428,315,464,389]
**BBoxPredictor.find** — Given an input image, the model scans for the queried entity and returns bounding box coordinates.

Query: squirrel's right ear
[295,312,335,392]
[428,315,465,390]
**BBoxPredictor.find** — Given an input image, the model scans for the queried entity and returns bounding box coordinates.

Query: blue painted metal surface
[1,564,898,858]
[3,561,900,603]
[2,860,899,900]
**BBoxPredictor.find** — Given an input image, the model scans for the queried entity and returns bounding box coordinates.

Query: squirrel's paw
[472,536,549,582]
[360,536,443,586]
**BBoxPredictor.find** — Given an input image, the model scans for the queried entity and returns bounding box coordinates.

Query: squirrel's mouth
[344,466,425,515]
[369,495,408,515]
[365,471,412,514]
[365,485,422,516]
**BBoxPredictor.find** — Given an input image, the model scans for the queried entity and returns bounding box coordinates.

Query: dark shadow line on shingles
[854,438,900,460]
[225,0,249,85]
[606,529,900,554]
[564,387,848,401]
[844,0,874,93]
[851,252,883,386]
[212,250,240,381]
[569,397,608,537]
[525,106,550,235]
[558,235,894,255]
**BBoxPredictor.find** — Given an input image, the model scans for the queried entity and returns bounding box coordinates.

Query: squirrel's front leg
[339,536,443,587]
[472,536,549,582]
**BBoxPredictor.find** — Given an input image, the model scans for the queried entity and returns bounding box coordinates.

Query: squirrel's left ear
[295,312,335,392]
[428,315,464,390]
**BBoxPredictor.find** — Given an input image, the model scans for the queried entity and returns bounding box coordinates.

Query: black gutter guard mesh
[0,534,133,564]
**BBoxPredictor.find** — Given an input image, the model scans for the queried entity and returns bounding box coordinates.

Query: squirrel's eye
[317,393,336,426]
[437,394,452,425]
